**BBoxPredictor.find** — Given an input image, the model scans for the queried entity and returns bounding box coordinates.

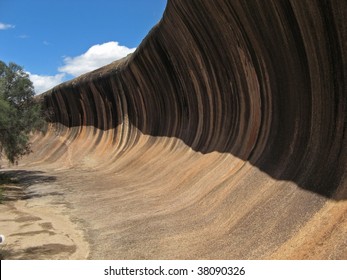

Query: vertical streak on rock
[38,0,346,199]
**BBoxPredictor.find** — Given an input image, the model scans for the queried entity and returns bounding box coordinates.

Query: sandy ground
[0,169,89,260]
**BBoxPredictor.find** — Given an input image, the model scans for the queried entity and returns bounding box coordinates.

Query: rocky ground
[1,153,346,260]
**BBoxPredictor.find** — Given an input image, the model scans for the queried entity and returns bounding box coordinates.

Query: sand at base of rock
[0,179,89,260]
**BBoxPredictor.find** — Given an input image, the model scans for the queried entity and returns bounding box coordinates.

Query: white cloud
[0,22,15,30]
[27,41,135,94]
[27,72,66,94]
[58,41,135,77]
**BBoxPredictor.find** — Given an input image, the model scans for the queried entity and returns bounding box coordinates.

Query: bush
[0,61,44,164]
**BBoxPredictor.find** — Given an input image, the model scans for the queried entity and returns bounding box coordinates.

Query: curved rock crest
[28,0,347,259]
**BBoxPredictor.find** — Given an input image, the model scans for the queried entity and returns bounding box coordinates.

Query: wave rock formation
[29,0,346,259]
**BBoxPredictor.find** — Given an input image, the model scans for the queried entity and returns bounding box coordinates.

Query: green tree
[0,61,43,164]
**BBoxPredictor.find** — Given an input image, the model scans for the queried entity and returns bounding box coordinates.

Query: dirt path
[0,169,89,260]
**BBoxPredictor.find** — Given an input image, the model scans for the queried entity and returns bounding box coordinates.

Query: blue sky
[0,0,167,93]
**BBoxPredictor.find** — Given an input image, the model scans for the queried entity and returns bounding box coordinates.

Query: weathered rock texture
[29,0,346,259]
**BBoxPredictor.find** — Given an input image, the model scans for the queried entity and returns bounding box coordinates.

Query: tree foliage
[0,61,43,164]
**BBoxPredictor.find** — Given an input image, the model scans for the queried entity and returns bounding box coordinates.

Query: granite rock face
[32,0,347,258]
[42,0,346,198]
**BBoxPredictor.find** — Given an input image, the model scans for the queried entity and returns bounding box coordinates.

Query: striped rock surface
[28,0,346,259]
